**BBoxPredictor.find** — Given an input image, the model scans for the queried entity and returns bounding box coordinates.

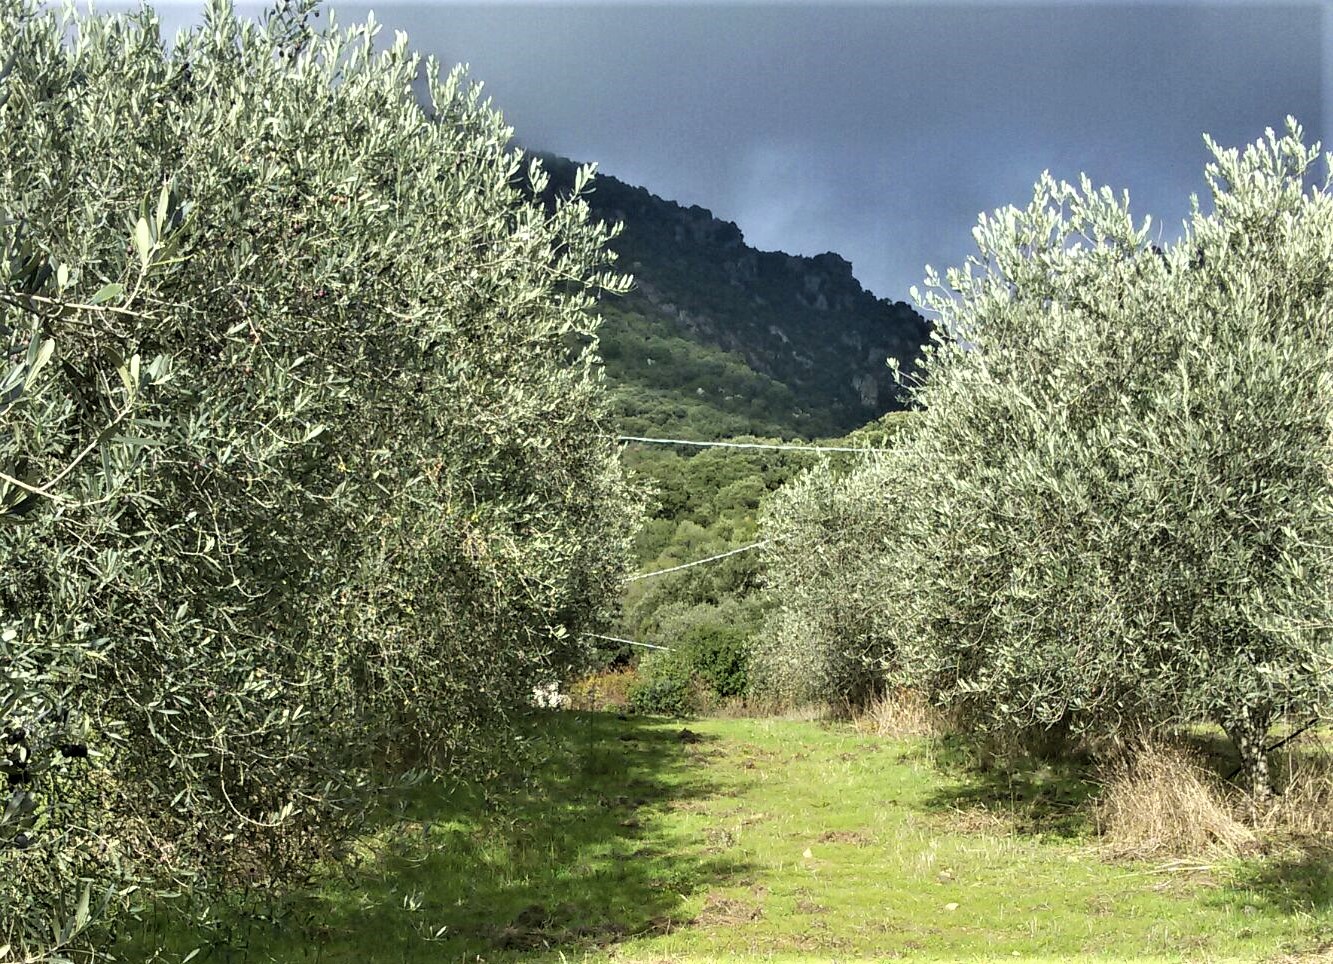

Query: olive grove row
[0,1,638,958]
[761,120,1333,800]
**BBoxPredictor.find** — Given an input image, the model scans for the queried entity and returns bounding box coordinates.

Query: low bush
[628,650,700,716]
[680,624,750,699]
[567,668,639,712]
[627,623,755,716]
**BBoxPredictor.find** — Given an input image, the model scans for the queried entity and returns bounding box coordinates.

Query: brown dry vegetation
[851,688,948,740]
[1258,736,1333,843]
[849,692,1333,867]
[1095,737,1259,858]
[1095,728,1333,861]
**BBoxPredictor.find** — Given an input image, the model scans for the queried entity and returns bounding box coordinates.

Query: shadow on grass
[1225,844,1333,916]
[1172,725,1333,919]
[917,735,1101,839]
[921,728,1333,923]
[123,712,749,963]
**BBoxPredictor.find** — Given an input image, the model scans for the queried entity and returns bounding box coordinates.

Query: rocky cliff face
[531,153,932,435]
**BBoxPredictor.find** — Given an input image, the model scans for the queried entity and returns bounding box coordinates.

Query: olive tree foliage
[0,0,637,956]
[755,456,907,708]
[764,120,1333,797]
[754,411,919,708]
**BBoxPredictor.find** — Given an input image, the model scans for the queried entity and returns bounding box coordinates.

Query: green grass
[119,713,1333,963]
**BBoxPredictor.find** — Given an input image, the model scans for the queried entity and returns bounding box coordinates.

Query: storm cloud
[154,1,1326,302]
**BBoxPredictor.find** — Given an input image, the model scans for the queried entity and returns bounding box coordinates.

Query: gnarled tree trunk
[1218,705,1275,808]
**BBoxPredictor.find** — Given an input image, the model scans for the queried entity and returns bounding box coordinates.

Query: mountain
[531,154,932,439]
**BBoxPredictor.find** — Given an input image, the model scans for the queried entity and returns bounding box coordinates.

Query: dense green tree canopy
[0,0,636,955]
[764,120,1333,796]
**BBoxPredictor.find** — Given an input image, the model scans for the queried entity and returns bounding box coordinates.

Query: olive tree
[767,120,1333,798]
[754,411,921,708]
[0,0,636,957]
[756,455,907,708]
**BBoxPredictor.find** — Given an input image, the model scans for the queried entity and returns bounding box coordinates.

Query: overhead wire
[611,434,887,454]
[625,539,772,582]
[589,431,853,654]
[584,633,670,651]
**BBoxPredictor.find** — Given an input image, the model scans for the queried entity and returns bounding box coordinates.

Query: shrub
[0,0,636,956]
[627,622,754,716]
[628,650,700,716]
[567,668,639,712]
[636,597,768,653]
[680,624,750,698]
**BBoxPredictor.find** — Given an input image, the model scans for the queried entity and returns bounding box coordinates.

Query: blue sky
[150,0,1327,304]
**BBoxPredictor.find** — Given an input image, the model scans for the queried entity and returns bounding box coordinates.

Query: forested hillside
[520,154,931,680]
[531,153,932,440]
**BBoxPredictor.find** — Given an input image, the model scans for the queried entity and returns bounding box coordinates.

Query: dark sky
[155,1,1327,303]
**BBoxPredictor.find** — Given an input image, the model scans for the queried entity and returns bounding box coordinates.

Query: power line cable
[626,539,772,581]
[610,434,885,453]
[584,633,670,651]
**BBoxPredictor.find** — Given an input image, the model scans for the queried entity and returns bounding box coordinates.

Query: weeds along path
[119,713,1333,962]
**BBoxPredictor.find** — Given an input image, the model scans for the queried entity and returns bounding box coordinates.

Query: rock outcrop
[529,153,933,433]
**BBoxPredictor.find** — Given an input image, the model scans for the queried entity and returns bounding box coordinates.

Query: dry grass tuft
[693,893,763,926]
[736,698,839,722]
[1096,737,1257,859]
[853,688,946,740]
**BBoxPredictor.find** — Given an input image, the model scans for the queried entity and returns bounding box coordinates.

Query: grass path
[124,713,1333,962]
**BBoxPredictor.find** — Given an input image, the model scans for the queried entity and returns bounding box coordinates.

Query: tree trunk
[1219,708,1274,807]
